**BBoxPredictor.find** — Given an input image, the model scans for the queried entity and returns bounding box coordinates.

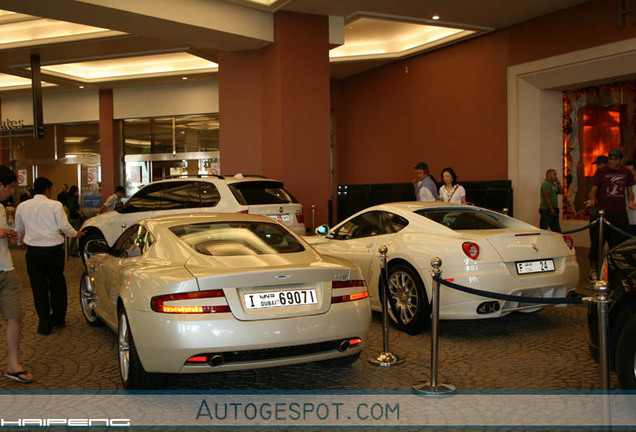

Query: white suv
[79,174,305,252]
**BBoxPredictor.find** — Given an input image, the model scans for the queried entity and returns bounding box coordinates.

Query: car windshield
[228,181,298,205]
[169,221,305,256]
[414,208,507,230]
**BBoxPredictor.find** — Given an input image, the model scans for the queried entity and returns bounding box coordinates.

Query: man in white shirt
[0,166,33,383]
[15,177,83,335]
[97,186,125,215]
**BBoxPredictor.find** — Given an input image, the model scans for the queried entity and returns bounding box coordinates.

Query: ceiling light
[182,76,188,80]
[79,85,84,89]
[432,15,440,20]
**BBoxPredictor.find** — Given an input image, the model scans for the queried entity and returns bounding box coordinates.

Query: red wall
[333,0,636,186]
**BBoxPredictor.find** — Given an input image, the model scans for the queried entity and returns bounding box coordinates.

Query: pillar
[99,89,121,201]
[219,11,332,229]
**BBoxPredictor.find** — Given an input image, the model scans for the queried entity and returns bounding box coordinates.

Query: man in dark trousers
[15,177,84,335]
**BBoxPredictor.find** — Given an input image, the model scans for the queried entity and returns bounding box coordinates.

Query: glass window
[229,181,298,205]
[199,182,220,208]
[121,183,165,213]
[170,221,305,256]
[333,211,383,240]
[415,208,507,230]
[113,225,153,258]
[159,181,199,209]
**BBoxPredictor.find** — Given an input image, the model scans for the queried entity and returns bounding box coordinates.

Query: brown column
[0,100,9,166]
[219,11,331,229]
[99,89,121,201]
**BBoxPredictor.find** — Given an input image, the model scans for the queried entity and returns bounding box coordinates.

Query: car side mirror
[315,224,330,237]
[85,239,109,255]
[114,202,124,212]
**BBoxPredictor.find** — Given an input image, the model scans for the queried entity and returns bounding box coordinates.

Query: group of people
[539,149,636,282]
[412,162,467,204]
[0,167,125,385]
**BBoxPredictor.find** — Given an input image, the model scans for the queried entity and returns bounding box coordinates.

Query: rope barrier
[432,275,583,305]
[603,219,636,239]
[561,219,597,235]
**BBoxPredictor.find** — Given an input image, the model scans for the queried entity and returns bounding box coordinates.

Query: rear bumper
[126,300,371,373]
[436,255,579,319]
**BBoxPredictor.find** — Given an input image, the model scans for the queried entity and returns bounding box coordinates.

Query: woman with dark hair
[66,185,84,256]
[438,167,466,204]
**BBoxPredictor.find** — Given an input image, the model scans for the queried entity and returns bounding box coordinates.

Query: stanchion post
[594,280,611,390]
[597,210,605,277]
[413,257,455,395]
[502,207,509,216]
[368,245,404,367]
[311,205,316,234]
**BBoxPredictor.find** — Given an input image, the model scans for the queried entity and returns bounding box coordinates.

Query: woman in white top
[439,167,466,204]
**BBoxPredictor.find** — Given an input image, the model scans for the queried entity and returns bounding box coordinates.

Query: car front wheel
[79,271,103,326]
[616,313,636,390]
[118,308,163,390]
[386,264,430,335]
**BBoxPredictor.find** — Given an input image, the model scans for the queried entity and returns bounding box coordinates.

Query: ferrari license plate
[244,289,317,310]
[268,214,291,222]
[515,259,555,274]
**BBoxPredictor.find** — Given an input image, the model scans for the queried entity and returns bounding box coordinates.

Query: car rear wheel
[616,313,636,390]
[386,264,430,335]
[118,308,163,390]
[79,271,103,327]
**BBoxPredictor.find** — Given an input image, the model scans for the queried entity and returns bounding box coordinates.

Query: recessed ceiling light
[182,76,188,80]
[79,85,84,89]
[432,15,440,20]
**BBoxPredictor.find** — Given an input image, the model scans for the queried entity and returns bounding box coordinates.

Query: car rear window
[169,221,305,256]
[415,208,507,230]
[228,181,298,205]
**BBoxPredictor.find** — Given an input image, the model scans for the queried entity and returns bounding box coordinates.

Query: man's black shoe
[37,324,52,335]
[52,321,66,328]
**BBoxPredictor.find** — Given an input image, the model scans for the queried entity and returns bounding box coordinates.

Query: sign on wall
[87,167,98,185]
[17,169,27,186]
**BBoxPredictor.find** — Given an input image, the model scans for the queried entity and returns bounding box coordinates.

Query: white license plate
[244,289,317,310]
[515,259,555,274]
[268,214,291,222]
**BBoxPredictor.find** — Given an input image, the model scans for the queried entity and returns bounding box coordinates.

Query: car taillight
[237,210,248,214]
[331,280,368,303]
[462,242,480,259]
[296,213,304,223]
[150,290,230,314]
[562,235,574,250]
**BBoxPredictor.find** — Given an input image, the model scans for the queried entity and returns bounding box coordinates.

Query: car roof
[360,201,475,213]
[148,174,283,185]
[141,212,282,230]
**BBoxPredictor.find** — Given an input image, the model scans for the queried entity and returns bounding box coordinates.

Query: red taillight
[348,338,362,347]
[296,213,304,223]
[186,356,208,363]
[331,291,369,304]
[150,290,230,314]
[237,210,248,214]
[462,242,480,259]
[332,280,366,288]
[563,235,574,250]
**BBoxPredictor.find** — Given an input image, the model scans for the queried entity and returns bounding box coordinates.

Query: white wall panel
[113,81,219,119]
[1,91,99,125]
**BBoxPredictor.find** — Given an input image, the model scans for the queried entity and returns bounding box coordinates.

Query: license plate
[268,214,291,222]
[244,289,317,310]
[515,259,555,274]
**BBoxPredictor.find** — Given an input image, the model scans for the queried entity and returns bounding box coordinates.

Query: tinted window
[200,182,220,208]
[112,225,153,258]
[121,183,164,213]
[229,181,298,205]
[160,181,199,209]
[333,211,383,240]
[416,208,506,230]
[170,221,305,256]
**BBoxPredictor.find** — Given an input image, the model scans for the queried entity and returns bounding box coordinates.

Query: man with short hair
[412,162,438,201]
[539,169,563,232]
[56,183,69,205]
[586,149,636,280]
[97,185,125,215]
[587,155,608,282]
[15,177,84,335]
[0,165,33,383]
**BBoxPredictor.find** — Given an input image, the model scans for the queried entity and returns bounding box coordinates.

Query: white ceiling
[0,0,589,96]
